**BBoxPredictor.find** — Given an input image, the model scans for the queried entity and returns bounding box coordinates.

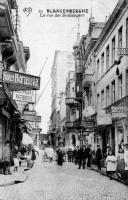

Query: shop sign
[32,128,42,133]
[97,113,112,125]
[13,90,36,103]
[81,120,94,129]
[111,106,128,118]
[22,115,41,122]
[2,70,40,91]
[23,110,36,116]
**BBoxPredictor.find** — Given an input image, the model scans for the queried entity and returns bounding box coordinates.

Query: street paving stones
[0,154,128,200]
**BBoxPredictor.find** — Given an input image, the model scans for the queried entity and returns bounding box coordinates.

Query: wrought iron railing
[105,96,128,113]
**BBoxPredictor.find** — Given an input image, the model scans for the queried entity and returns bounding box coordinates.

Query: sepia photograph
[0,0,128,199]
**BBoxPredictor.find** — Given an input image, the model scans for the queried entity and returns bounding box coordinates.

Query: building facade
[65,71,79,147]
[0,0,41,159]
[50,50,74,146]
[94,0,128,156]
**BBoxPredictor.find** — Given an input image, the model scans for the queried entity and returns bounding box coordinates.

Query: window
[97,59,100,79]
[118,26,123,48]
[118,74,123,99]
[97,94,100,111]
[101,53,104,75]
[106,45,110,70]
[112,36,115,64]
[111,80,116,103]
[101,90,104,108]
[106,85,110,106]
[126,18,128,48]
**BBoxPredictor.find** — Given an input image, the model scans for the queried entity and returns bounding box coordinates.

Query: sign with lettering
[111,106,128,119]
[32,128,42,133]
[97,113,112,125]
[22,115,41,122]
[13,90,36,103]
[2,70,40,91]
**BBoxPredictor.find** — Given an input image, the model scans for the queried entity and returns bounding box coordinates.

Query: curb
[90,167,128,186]
[0,168,30,187]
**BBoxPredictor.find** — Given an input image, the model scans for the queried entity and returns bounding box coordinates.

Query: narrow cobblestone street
[0,154,128,200]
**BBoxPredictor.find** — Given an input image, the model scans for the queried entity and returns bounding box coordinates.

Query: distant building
[50,51,74,146]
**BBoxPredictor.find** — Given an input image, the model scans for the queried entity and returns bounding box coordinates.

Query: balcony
[65,121,74,128]
[83,74,92,91]
[65,97,79,106]
[105,96,128,114]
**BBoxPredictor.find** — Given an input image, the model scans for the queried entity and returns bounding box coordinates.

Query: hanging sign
[2,70,40,91]
[111,106,128,119]
[97,113,112,125]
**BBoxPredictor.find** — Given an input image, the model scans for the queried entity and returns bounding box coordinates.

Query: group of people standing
[2,141,37,175]
[67,144,102,170]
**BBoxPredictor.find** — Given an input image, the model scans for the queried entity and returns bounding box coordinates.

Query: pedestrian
[75,146,79,165]
[123,144,128,183]
[106,151,117,178]
[31,149,36,161]
[86,145,92,168]
[82,145,88,169]
[72,147,76,163]
[67,148,72,162]
[3,141,11,175]
[13,154,19,172]
[95,145,102,171]
[78,146,84,169]
[56,147,64,166]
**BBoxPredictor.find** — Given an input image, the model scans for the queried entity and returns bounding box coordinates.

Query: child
[13,155,19,172]
[106,151,117,178]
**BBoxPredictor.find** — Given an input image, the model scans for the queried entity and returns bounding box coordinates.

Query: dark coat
[82,148,88,159]
[96,148,102,160]
[31,150,36,161]
[77,148,83,159]
[86,147,92,158]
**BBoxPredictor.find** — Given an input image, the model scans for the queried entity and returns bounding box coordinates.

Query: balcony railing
[65,97,79,106]
[83,74,92,91]
[105,96,128,113]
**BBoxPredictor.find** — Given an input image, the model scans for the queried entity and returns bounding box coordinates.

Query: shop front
[111,105,128,157]
[95,111,112,155]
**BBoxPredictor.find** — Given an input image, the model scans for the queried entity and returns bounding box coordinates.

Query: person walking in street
[78,146,84,169]
[86,145,92,168]
[82,145,88,169]
[56,147,64,166]
[3,141,11,175]
[106,151,117,178]
[74,146,79,165]
[67,148,72,162]
[95,145,102,171]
